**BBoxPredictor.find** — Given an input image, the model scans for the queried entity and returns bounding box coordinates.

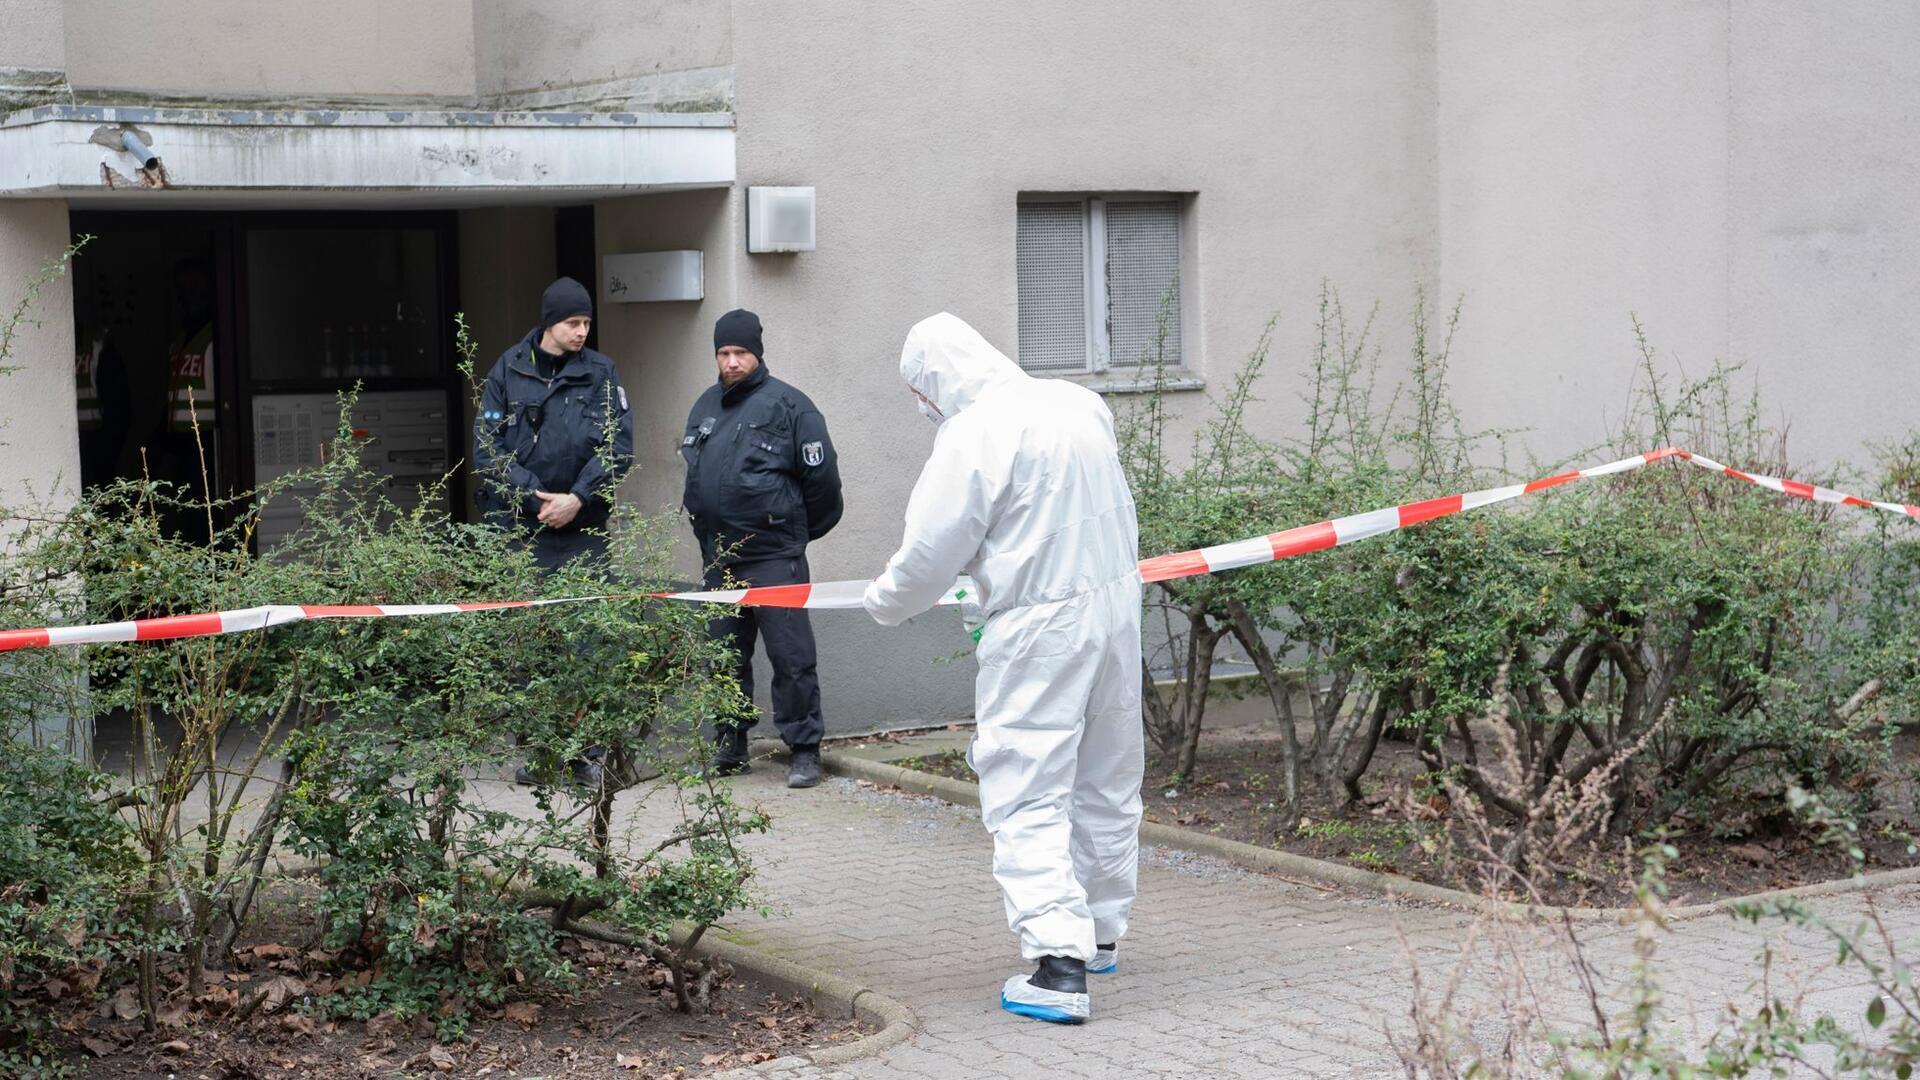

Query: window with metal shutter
[1104,199,1182,368]
[1016,202,1091,372]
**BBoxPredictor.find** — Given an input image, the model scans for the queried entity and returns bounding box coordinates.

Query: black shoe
[787,748,821,789]
[513,764,540,786]
[1029,955,1088,995]
[570,757,605,791]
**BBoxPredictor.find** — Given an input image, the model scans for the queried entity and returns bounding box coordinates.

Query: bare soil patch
[892,727,1920,908]
[51,884,870,1080]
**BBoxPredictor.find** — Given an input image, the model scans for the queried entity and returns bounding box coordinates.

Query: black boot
[1000,954,1090,1023]
[1029,955,1087,995]
[702,724,752,778]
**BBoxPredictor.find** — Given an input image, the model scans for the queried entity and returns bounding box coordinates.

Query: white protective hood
[863,313,1140,625]
[900,311,1028,422]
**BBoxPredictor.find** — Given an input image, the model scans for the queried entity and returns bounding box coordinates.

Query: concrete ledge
[820,750,1920,925]
[678,924,918,1067]
[0,104,735,203]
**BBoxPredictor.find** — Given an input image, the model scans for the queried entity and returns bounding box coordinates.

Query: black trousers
[511,526,611,764]
[521,526,609,576]
[706,555,823,751]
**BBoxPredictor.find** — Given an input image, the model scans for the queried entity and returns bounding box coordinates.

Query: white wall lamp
[601,251,704,303]
[746,186,816,253]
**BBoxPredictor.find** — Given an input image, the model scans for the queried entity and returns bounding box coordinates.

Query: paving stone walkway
[570,750,1918,1080]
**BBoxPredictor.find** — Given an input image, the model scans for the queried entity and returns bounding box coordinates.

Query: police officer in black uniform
[474,277,634,574]
[681,309,843,788]
[474,277,634,788]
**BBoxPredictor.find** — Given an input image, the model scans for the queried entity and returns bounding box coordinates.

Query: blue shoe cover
[999,974,1088,1023]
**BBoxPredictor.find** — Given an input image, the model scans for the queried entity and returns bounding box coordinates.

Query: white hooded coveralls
[864,313,1145,962]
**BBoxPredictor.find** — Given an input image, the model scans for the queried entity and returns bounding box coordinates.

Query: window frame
[1017,192,1188,379]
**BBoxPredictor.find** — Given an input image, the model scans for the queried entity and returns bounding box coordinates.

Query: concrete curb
[819,750,1920,925]
[676,925,918,1067]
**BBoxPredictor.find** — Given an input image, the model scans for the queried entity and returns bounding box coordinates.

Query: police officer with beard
[681,310,842,787]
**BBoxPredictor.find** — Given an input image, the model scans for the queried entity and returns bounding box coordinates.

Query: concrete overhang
[0,104,734,208]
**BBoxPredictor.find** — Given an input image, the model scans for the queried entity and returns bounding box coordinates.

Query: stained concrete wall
[0,200,80,512]
[1437,3,1920,472]
[61,0,477,100]
[474,0,732,100]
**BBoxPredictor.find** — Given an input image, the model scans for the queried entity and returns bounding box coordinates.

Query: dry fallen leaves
[280,1013,318,1036]
[365,1012,408,1040]
[253,974,309,1015]
[198,984,240,1015]
[614,1051,649,1070]
[502,1000,542,1027]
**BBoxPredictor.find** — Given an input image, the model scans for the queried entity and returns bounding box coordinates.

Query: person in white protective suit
[863,313,1144,1025]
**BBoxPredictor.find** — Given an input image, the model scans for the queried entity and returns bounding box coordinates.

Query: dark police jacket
[473,328,634,533]
[681,363,842,567]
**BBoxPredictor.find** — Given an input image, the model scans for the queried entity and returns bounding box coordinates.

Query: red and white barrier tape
[0,596,629,653]
[3,448,1914,653]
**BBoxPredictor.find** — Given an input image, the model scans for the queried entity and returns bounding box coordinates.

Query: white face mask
[912,387,945,425]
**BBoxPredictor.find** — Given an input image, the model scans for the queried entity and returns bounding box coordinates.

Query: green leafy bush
[0,271,765,1055]
[274,436,761,1034]
[0,739,136,1074]
[1119,285,1920,888]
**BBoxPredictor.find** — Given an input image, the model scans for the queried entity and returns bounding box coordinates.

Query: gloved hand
[954,582,985,644]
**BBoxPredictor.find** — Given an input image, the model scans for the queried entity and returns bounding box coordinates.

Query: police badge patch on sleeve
[802,441,825,467]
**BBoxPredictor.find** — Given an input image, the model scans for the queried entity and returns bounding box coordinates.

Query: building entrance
[69,212,463,550]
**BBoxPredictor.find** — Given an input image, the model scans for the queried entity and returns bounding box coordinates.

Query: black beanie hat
[714,309,764,359]
[539,277,593,334]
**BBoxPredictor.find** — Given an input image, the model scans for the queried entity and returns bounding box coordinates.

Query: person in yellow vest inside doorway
[73,285,131,489]
[152,257,218,541]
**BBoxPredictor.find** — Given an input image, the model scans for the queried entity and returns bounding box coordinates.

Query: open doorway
[69,211,464,550]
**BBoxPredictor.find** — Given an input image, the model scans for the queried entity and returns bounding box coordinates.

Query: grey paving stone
[549,771,1916,1080]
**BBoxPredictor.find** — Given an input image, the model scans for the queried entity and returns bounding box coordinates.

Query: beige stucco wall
[1437,2,1920,472]
[708,0,1439,725]
[593,186,738,562]
[0,200,80,512]
[61,0,477,100]
[474,0,731,100]
[591,187,950,730]
[0,0,64,70]
[728,0,1438,569]
[1725,4,1920,470]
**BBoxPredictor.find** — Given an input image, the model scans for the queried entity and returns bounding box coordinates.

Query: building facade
[3,1,1917,733]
